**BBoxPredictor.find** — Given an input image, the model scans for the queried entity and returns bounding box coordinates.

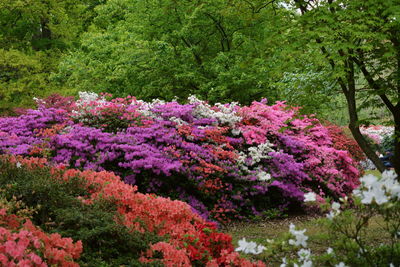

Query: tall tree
[290,0,400,175]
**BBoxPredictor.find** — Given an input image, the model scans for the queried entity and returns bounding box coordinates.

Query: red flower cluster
[324,122,366,163]
[3,156,265,266]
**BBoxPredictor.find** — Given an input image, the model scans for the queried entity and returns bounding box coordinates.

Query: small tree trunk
[392,115,400,177]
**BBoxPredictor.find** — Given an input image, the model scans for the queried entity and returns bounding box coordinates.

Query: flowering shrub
[0,92,360,222]
[0,156,265,266]
[324,122,366,163]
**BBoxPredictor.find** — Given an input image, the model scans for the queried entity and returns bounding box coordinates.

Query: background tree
[55,0,296,104]
[0,0,103,113]
[289,0,400,175]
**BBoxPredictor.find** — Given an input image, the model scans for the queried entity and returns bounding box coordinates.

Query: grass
[222,213,390,265]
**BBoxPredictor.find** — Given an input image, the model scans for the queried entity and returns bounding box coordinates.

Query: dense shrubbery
[0,93,360,222]
[0,156,264,266]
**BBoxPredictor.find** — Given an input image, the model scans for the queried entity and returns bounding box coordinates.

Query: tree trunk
[343,59,387,172]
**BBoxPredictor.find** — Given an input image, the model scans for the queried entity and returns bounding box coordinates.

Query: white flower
[257,171,272,182]
[280,257,287,267]
[326,210,337,220]
[354,170,400,205]
[300,261,313,267]
[235,238,265,255]
[231,128,241,136]
[326,247,333,254]
[16,162,22,168]
[169,116,187,125]
[297,248,311,261]
[289,224,308,247]
[360,174,378,188]
[331,202,341,211]
[303,192,316,202]
[335,262,348,267]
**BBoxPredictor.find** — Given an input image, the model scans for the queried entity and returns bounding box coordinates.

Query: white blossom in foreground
[353,170,400,205]
[297,248,311,261]
[326,202,341,220]
[335,262,348,267]
[280,257,288,267]
[288,224,308,247]
[235,238,266,255]
[16,162,22,168]
[303,192,316,202]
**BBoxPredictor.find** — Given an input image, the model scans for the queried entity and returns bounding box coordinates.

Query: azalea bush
[0,92,360,222]
[0,155,265,266]
[324,122,366,164]
[234,171,400,267]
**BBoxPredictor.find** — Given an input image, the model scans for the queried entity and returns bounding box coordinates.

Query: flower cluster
[353,170,400,205]
[324,122,366,163]
[360,125,394,144]
[0,205,82,266]
[0,92,360,221]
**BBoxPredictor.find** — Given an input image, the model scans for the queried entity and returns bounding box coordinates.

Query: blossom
[288,224,308,247]
[353,170,400,205]
[257,171,272,182]
[335,262,348,267]
[303,192,316,202]
[280,257,287,267]
[297,248,311,261]
[235,238,265,255]
[331,202,341,211]
[326,247,333,254]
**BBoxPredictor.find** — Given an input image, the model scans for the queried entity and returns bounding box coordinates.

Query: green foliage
[54,0,296,104]
[0,0,105,113]
[0,159,162,266]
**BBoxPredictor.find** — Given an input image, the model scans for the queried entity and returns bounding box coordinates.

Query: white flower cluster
[133,99,167,118]
[236,142,275,182]
[76,91,106,106]
[71,92,107,121]
[353,170,400,205]
[188,95,241,127]
[248,142,275,165]
[235,238,266,255]
[360,126,394,144]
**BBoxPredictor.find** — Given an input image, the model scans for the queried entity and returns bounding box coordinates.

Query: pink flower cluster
[0,206,82,267]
